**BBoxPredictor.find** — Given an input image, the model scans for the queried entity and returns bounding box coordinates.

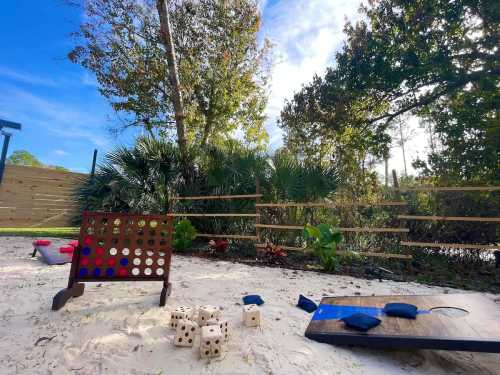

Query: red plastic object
[68,240,79,248]
[95,247,105,256]
[80,257,89,266]
[107,257,117,267]
[94,258,103,267]
[84,236,93,246]
[118,268,128,277]
[59,246,74,254]
[33,239,51,246]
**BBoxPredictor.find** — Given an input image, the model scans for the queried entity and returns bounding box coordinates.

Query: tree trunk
[156,0,189,168]
[399,122,408,177]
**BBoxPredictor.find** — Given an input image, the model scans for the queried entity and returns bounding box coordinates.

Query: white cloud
[54,149,70,156]
[0,65,58,87]
[0,83,110,148]
[260,0,363,149]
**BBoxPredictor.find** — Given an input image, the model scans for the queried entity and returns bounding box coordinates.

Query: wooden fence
[169,182,500,261]
[0,165,86,227]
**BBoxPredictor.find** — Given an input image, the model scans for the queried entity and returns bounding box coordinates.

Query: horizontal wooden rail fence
[256,201,406,208]
[171,192,261,241]
[171,182,499,261]
[400,241,499,252]
[169,213,259,217]
[0,165,85,227]
[255,243,412,259]
[254,223,409,233]
[171,194,262,201]
[196,233,258,240]
[395,186,500,192]
[397,215,500,222]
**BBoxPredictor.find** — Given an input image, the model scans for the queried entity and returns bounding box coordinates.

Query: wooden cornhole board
[52,212,173,310]
[305,294,500,353]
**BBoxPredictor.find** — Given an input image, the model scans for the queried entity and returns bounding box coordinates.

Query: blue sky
[1,1,420,174]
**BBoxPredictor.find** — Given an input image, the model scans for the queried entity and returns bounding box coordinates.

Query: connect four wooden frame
[52,211,174,310]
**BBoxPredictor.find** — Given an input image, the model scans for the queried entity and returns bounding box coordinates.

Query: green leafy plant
[173,219,197,251]
[303,223,343,272]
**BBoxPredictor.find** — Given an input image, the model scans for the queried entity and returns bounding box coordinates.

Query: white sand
[0,237,499,375]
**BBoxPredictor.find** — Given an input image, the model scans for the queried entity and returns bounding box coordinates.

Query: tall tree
[156,0,188,170]
[280,0,499,183]
[69,0,271,156]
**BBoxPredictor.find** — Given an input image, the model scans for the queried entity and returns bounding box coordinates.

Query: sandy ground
[0,237,499,375]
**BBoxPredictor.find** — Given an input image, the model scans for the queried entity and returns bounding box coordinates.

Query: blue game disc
[79,267,88,277]
[93,268,101,277]
[120,258,129,266]
[106,268,114,277]
[82,247,91,256]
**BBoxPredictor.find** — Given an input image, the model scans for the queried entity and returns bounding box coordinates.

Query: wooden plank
[305,294,500,353]
[256,201,407,208]
[254,243,412,259]
[254,224,409,233]
[3,164,87,178]
[396,186,500,192]
[195,233,258,240]
[400,241,499,251]
[168,213,259,217]
[171,194,262,201]
[397,215,500,222]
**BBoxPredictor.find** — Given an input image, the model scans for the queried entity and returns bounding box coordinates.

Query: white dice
[173,319,198,347]
[170,306,194,329]
[200,325,223,358]
[207,318,229,342]
[242,304,260,327]
[197,305,221,326]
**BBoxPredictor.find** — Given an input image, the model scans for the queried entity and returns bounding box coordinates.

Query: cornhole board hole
[52,212,173,311]
[305,294,500,353]
[32,244,73,265]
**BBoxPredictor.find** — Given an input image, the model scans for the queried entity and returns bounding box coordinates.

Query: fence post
[255,177,261,245]
[0,132,12,184]
[392,170,413,273]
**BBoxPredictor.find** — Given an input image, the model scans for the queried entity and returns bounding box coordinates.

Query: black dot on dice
[188,339,192,343]
[209,328,213,332]
[215,349,218,354]
[205,351,209,355]
[181,326,185,330]
[206,341,210,345]
[185,333,189,337]
[178,338,182,342]
[191,327,195,332]
[201,317,204,320]
[215,340,219,344]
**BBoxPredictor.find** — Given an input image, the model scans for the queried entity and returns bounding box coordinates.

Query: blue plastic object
[297,294,318,313]
[383,303,418,319]
[243,295,265,305]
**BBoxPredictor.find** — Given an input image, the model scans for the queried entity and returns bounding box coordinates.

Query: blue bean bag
[383,303,418,319]
[341,313,381,331]
[243,295,265,305]
[297,294,318,313]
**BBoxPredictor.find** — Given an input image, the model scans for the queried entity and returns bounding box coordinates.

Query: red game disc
[118,268,128,277]
[84,236,93,246]
[33,239,51,246]
[95,247,105,256]
[107,257,116,267]
[80,257,89,266]
[68,240,79,248]
[94,258,103,267]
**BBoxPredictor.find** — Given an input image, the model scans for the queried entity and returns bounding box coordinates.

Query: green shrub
[173,219,197,251]
[303,223,343,271]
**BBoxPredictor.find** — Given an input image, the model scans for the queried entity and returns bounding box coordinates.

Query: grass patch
[0,227,79,238]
